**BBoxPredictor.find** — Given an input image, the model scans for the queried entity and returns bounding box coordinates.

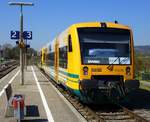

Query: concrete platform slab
[0,66,86,122]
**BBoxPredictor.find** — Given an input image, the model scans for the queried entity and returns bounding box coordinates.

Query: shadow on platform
[123,88,150,110]
[89,88,150,111]
[22,119,48,122]
[38,80,49,83]
[26,105,40,117]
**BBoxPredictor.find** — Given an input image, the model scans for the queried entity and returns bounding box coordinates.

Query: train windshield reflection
[78,27,131,64]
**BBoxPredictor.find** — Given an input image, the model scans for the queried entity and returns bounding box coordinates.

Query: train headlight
[83,66,88,75]
[126,67,131,75]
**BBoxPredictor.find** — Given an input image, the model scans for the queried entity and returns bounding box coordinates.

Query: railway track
[0,60,18,79]
[39,67,149,122]
[66,94,149,122]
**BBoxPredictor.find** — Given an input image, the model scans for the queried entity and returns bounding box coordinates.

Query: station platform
[0,66,86,122]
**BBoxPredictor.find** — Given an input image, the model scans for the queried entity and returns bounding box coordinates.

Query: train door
[54,40,59,82]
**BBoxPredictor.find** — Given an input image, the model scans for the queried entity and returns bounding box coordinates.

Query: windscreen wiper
[120,57,129,64]
[107,57,120,71]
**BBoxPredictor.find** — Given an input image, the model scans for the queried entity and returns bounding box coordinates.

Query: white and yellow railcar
[41,22,139,103]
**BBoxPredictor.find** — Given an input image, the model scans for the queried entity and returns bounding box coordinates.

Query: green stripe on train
[59,70,79,79]
[50,70,79,83]
[50,66,79,79]
[58,72,79,83]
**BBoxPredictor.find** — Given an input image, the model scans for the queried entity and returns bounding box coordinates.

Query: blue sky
[0,0,150,50]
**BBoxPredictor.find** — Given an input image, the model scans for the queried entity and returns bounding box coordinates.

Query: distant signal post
[9,2,34,85]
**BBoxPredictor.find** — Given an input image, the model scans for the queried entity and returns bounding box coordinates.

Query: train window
[49,45,51,51]
[59,46,68,69]
[49,52,54,66]
[68,35,72,52]
[43,53,46,61]
[78,28,131,65]
[46,53,50,66]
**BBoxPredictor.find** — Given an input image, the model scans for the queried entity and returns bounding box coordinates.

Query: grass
[145,80,150,82]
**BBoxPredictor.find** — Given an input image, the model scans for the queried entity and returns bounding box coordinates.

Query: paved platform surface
[0,66,86,122]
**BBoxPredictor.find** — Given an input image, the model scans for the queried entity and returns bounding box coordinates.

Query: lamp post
[9,2,34,85]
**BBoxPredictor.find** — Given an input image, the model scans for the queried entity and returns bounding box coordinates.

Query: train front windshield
[78,28,131,65]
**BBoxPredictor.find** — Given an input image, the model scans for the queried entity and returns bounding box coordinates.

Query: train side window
[49,52,54,66]
[59,46,67,69]
[43,53,45,61]
[49,45,51,51]
[68,35,72,52]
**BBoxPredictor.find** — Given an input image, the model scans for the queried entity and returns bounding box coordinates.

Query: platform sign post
[23,31,32,70]
[20,5,24,85]
[10,31,32,70]
[9,2,34,85]
[25,40,27,70]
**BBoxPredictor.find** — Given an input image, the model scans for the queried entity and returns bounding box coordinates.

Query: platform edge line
[39,67,87,122]
[0,69,20,97]
[31,66,54,122]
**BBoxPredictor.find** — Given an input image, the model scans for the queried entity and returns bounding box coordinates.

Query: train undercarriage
[79,75,139,104]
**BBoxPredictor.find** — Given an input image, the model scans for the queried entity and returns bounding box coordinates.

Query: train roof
[70,22,130,30]
[40,21,131,51]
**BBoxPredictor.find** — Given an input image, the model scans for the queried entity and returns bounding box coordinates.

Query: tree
[135,52,144,78]
[1,43,37,61]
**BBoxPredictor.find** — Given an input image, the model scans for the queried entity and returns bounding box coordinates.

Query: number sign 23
[10,31,32,40]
